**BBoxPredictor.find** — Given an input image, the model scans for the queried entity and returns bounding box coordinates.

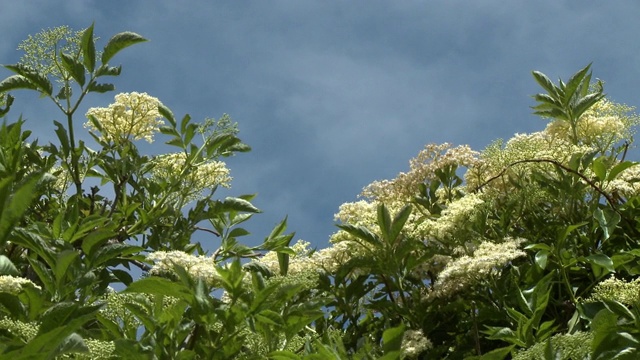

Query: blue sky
[2,1,639,250]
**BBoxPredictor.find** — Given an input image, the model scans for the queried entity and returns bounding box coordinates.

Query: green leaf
[60,52,85,86]
[382,324,405,354]
[475,345,515,360]
[94,64,122,77]
[594,207,621,242]
[0,174,42,245]
[4,64,53,96]
[608,161,637,182]
[0,255,18,276]
[124,277,194,303]
[389,205,411,244]
[586,253,615,274]
[532,71,560,99]
[54,250,79,287]
[55,333,89,357]
[336,224,380,248]
[0,75,38,92]
[87,81,114,93]
[377,203,392,241]
[591,157,607,181]
[573,92,605,120]
[563,63,592,106]
[102,31,148,64]
[81,24,96,73]
[534,250,549,270]
[221,197,261,213]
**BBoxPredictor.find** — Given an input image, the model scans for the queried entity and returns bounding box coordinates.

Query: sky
[1,1,639,251]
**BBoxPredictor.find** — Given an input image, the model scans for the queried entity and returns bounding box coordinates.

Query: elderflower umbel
[85,92,164,143]
[401,329,432,358]
[0,318,39,341]
[0,275,41,295]
[433,238,526,298]
[147,250,220,286]
[513,331,592,360]
[362,143,479,203]
[587,276,640,305]
[428,192,484,239]
[150,152,231,204]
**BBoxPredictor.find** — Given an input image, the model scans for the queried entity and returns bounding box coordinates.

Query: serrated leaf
[222,197,260,213]
[102,31,148,64]
[0,74,38,92]
[563,63,592,106]
[94,64,121,77]
[87,81,114,93]
[4,64,53,95]
[389,205,411,243]
[532,71,560,98]
[377,203,392,242]
[0,174,42,245]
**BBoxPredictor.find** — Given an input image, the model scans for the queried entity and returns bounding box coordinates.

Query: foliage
[1,24,640,359]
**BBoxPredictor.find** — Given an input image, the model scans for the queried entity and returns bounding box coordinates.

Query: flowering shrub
[1,25,640,359]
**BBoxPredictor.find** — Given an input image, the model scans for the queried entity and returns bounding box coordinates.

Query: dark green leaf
[221,197,260,213]
[60,52,85,86]
[532,71,560,98]
[102,31,148,64]
[586,253,615,274]
[563,63,592,106]
[389,205,411,244]
[94,64,122,77]
[0,174,42,245]
[4,64,53,95]
[87,81,114,93]
[81,24,96,73]
[0,75,38,93]
[377,203,392,242]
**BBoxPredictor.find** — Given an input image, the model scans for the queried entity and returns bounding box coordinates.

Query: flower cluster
[362,143,479,203]
[513,331,592,360]
[147,250,220,286]
[427,192,484,239]
[586,276,640,305]
[150,152,232,204]
[432,238,526,298]
[84,92,164,143]
[0,275,41,295]
[401,329,432,358]
[0,318,38,341]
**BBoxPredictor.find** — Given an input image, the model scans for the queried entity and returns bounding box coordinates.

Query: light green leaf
[382,324,405,354]
[586,253,615,274]
[594,207,621,242]
[607,161,637,182]
[124,277,194,303]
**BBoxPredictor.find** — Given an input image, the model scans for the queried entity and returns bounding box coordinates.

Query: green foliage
[2,24,640,359]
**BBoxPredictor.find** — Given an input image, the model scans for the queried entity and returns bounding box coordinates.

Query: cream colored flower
[147,250,220,286]
[85,92,164,143]
[150,152,232,204]
[401,329,432,358]
[433,238,526,298]
[0,275,41,295]
[587,276,640,305]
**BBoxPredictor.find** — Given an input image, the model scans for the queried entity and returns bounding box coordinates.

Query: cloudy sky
[1,1,639,250]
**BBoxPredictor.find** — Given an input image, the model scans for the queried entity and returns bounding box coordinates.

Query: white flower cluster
[604,163,640,198]
[362,143,479,202]
[401,329,432,358]
[0,275,41,295]
[84,92,164,143]
[147,250,220,286]
[150,152,232,204]
[427,192,484,239]
[433,238,526,298]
